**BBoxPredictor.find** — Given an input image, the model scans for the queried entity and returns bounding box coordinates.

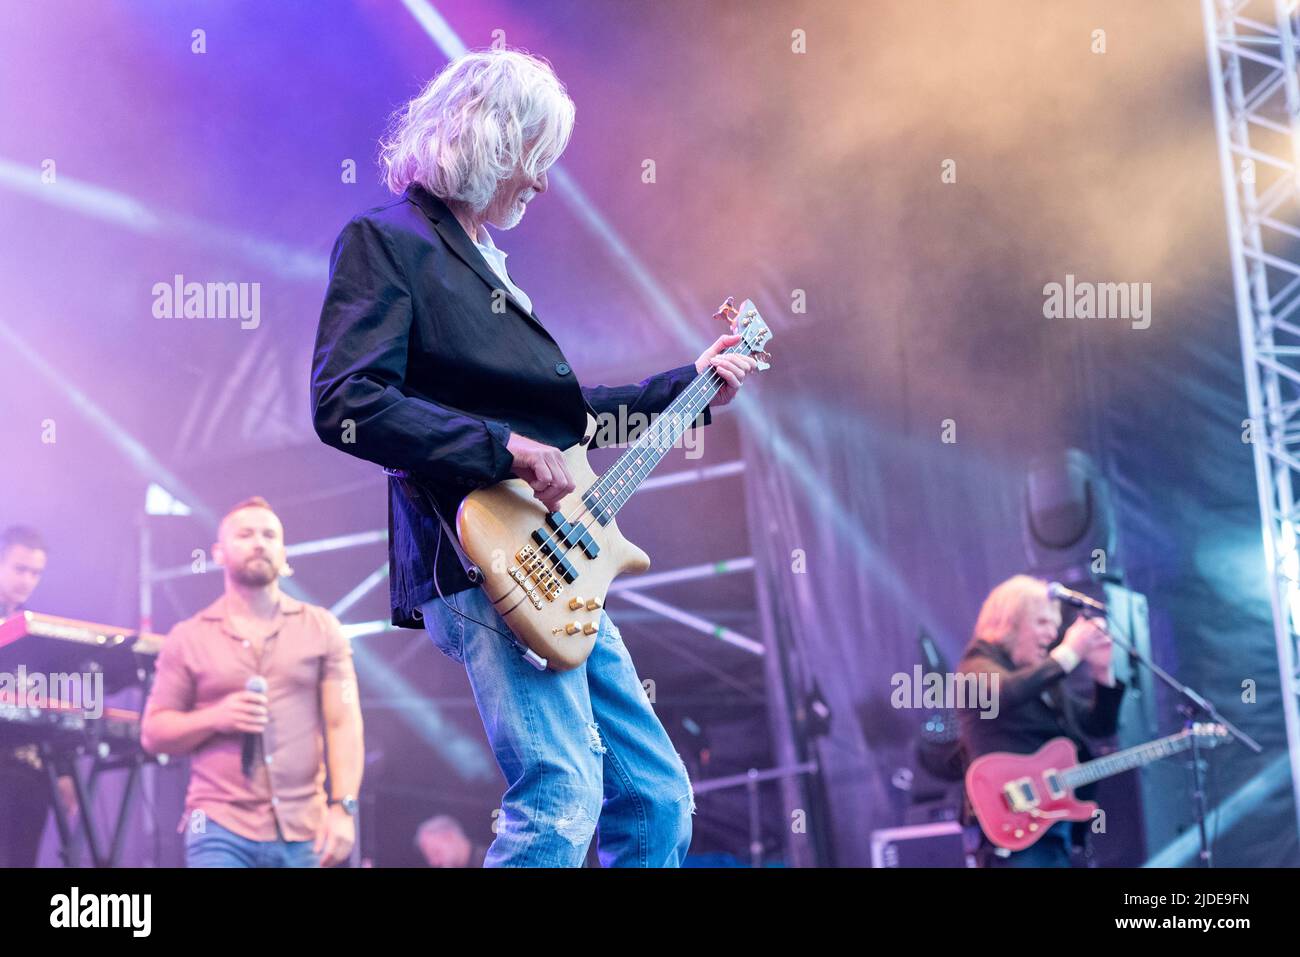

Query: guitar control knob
[564,622,581,635]
[1013,829,1024,838]
[568,597,585,610]
[585,598,602,611]
[582,622,598,635]
[1028,823,1038,832]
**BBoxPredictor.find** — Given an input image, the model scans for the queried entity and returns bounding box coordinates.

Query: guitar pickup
[531,528,579,583]
[581,495,612,527]
[532,528,558,558]
[546,512,600,559]
[1043,770,1065,800]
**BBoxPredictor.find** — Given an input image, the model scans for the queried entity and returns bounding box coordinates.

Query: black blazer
[311,184,709,628]
[957,639,1125,767]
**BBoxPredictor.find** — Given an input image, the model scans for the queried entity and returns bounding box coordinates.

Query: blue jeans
[185,817,319,868]
[420,586,694,867]
[984,821,1073,868]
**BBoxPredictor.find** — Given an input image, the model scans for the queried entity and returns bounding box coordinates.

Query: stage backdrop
[1,0,1293,866]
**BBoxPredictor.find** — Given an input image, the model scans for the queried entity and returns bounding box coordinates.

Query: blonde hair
[971,574,1052,650]
[379,49,575,211]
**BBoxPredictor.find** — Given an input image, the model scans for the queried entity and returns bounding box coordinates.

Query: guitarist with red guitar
[957,575,1124,867]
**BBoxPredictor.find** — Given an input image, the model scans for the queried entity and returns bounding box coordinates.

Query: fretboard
[1061,732,1193,789]
[582,346,745,525]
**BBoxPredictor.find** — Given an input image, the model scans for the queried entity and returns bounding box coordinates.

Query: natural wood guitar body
[455,415,649,670]
[452,297,774,670]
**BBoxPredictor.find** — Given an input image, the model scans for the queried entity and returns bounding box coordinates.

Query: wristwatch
[331,794,358,816]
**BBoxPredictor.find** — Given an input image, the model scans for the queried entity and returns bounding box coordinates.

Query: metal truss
[141,461,757,650]
[1203,0,1300,843]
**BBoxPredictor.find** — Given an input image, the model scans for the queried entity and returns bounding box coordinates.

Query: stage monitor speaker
[870,821,968,868]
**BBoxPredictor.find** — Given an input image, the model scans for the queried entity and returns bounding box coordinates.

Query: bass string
[501,355,738,606]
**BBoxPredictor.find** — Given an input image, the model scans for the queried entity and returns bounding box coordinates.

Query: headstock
[714,297,773,370]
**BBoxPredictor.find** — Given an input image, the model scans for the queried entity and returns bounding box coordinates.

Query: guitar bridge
[509,544,564,609]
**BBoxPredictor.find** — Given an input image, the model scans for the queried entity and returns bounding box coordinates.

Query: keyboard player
[0,524,74,867]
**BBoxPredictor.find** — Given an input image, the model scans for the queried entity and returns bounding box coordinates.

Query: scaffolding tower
[1202,0,1300,843]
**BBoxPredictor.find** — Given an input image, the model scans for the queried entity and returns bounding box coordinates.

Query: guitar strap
[383,468,483,584]
[385,468,547,670]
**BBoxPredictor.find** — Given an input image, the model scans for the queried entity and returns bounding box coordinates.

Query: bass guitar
[450,297,772,670]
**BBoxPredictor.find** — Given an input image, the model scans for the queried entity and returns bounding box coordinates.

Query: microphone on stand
[241,675,268,778]
[1046,582,1107,614]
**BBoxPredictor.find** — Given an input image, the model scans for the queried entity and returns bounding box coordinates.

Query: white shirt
[474,226,534,316]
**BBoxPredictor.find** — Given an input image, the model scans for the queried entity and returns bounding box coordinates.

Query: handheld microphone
[241,675,268,778]
[1047,582,1107,614]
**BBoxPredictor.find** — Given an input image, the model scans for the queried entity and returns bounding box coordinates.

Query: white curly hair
[379,48,575,211]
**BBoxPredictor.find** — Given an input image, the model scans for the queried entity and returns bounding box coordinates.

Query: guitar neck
[581,347,744,525]
[1061,732,1193,789]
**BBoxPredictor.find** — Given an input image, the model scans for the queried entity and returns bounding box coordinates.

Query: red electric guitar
[966,723,1229,851]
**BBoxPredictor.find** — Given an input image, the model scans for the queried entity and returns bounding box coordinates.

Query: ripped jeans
[420,586,695,867]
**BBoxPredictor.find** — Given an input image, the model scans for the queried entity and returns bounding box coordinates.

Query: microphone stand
[1075,603,1261,868]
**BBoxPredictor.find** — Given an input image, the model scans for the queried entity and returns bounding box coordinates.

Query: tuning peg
[752,350,772,371]
[713,297,739,329]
